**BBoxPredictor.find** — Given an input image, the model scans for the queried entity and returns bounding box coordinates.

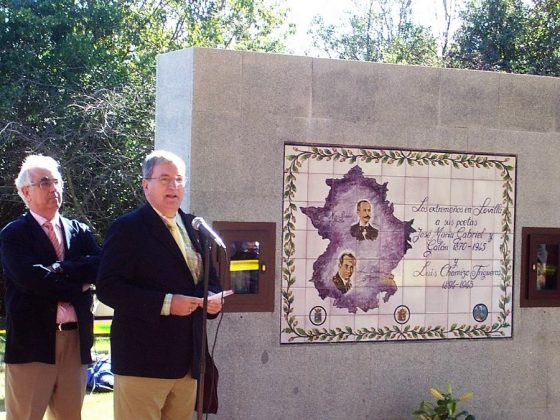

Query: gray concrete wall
[155,47,560,420]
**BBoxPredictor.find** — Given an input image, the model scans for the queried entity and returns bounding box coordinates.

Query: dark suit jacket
[350,223,379,241]
[0,212,101,364]
[332,273,351,294]
[96,204,221,380]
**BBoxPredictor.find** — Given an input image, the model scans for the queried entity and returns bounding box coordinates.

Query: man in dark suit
[332,252,356,294]
[0,155,100,420]
[350,199,378,241]
[97,150,223,419]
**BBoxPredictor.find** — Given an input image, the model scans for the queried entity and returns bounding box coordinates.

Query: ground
[0,335,113,420]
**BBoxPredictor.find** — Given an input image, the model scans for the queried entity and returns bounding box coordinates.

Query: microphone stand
[196,233,211,420]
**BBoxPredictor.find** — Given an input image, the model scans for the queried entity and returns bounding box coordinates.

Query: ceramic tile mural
[281,144,516,343]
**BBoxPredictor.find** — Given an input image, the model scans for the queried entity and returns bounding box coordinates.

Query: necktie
[44,221,75,322]
[43,221,64,260]
[165,218,201,283]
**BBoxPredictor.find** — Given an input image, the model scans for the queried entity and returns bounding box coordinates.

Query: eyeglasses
[145,176,185,186]
[28,178,61,190]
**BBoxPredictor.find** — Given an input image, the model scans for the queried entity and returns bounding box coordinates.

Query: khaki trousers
[114,373,197,420]
[5,330,87,420]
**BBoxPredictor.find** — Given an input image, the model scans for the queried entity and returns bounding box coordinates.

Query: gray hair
[15,155,63,203]
[142,150,186,178]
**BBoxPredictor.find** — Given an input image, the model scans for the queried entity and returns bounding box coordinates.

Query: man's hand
[169,293,225,316]
[205,298,223,315]
[170,295,202,316]
[204,290,231,315]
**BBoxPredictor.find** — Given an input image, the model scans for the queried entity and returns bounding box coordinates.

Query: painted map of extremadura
[281,144,515,343]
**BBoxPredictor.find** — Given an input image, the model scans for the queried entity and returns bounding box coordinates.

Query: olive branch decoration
[282,147,515,342]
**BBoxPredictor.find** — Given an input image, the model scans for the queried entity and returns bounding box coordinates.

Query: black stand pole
[196,234,211,420]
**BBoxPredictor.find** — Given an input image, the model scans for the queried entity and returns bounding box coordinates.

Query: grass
[83,388,113,420]
[0,334,115,420]
[83,336,114,420]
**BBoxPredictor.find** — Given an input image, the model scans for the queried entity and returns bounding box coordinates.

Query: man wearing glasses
[97,150,223,419]
[0,155,101,419]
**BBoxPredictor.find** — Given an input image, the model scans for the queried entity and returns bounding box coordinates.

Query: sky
[283,0,463,56]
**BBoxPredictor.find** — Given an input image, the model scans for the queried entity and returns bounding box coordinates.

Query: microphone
[191,217,226,249]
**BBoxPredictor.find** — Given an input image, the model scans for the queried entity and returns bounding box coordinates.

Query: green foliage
[107,0,294,81]
[307,0,559,76]
[413,384,475,420]
[519,0,560,76]
[0,0,290,315]
[447,0,560,76]
[308,0,439,64]
[0,0,131,122]
[383,22,441,66]
[0,0,152,239]
[0,0,290,237]
[446,0,529,72]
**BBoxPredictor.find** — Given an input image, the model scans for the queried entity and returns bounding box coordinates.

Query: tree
[0,0,290,238]
[383,21,440,66]
[439,0,464,57]
[521,0,560,76]
[446,0,529,72]
[445,0,560,77]
[0,0,136,234]
[0,0,290,315]
[308,0,439,65]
